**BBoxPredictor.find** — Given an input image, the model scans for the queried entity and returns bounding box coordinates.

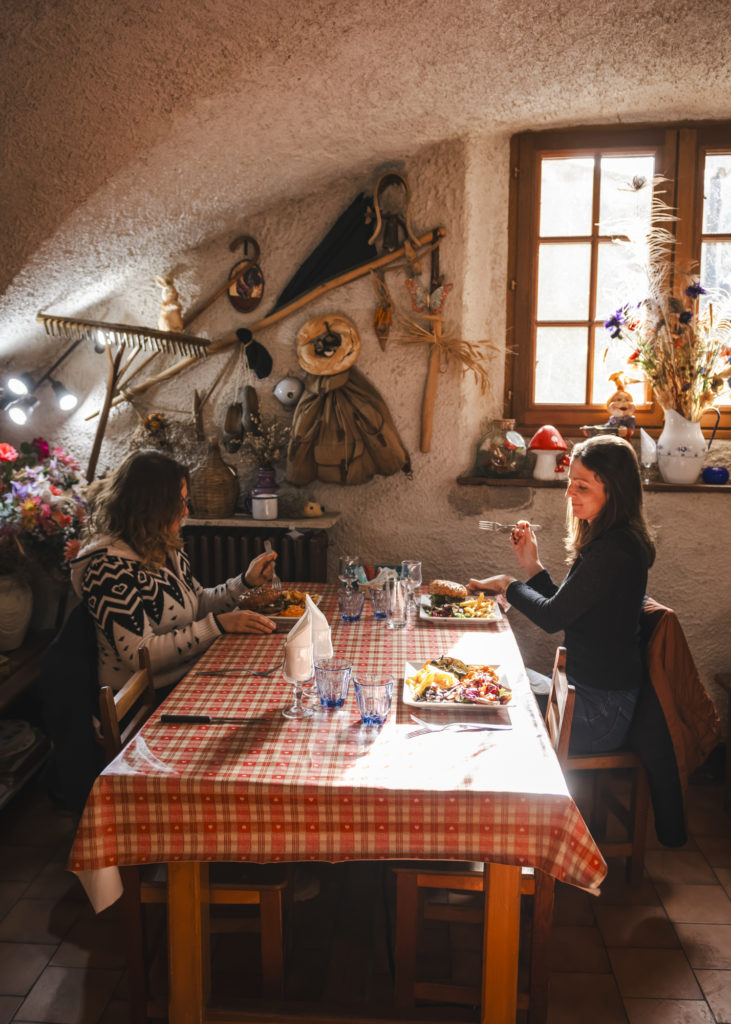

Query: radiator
[182,523,329,588]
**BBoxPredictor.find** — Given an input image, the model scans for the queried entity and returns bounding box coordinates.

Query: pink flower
[0,443,18,463]
[32,437,50,458]
[64,538,82,562]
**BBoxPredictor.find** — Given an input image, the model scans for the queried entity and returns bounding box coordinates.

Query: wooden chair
[393,646,574,1024]
[99,651,287,1023]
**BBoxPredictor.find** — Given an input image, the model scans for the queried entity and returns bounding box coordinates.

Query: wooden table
[69,584,605,1024]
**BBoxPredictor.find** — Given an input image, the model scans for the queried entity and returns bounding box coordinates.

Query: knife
[160,714,269,725]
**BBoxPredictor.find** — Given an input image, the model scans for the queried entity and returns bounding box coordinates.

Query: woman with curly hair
[71,450,276,692]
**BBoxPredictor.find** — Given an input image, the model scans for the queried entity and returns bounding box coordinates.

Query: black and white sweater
[70,535,247,690]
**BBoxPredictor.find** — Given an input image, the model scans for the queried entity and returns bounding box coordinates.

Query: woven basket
[189,438,238,518]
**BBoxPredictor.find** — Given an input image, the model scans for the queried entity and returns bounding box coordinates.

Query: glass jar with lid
[474,419,527,477]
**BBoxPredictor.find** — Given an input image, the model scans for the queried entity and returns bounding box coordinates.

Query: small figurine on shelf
[581,372,637,439]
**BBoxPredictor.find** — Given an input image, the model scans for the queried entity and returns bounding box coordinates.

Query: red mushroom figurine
[528,425,568,480]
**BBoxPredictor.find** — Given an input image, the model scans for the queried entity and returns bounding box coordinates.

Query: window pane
[591,328,647,406]
[535,327,588,404]
[703,154,731,234]
[537,243,591,320]
[539,158,593,236]
[598,156,655,234]
[595,241,650,319]
[700,241,731,299]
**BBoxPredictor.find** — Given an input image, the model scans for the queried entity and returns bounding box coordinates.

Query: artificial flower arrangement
[603,180,731,421]
[0,438,87,576]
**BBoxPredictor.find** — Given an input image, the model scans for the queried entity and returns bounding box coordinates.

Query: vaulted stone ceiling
[3,0,731,357]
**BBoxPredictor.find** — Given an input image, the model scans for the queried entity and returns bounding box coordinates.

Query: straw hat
[295,315,360,375]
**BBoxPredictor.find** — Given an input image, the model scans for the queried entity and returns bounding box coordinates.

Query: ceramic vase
[0,574,33,651]
[656,409,708,485]
[475,419,527,477]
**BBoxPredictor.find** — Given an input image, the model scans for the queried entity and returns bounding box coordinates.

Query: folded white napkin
[306,593,333,662]
[365,567,399,588]
[283,609,314,683]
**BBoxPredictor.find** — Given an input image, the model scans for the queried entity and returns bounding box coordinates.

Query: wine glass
[281,641,314,719]
[401,560,422,621]
[338,555,361,584]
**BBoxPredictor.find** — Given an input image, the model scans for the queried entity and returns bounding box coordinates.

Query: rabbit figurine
[155,275,184,333]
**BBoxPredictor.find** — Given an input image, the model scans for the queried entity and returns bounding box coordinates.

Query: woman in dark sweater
[469,434,655,754]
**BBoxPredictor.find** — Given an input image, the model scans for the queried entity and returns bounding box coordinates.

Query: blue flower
[679,310,692,324]
[603,307,627,339]
[685,282,707,299]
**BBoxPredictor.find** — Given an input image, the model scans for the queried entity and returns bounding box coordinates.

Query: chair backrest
[99,649,156,763]
[544,646,575,764]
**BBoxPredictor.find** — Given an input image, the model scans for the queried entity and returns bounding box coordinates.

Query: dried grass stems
[396,313,495,393]
[240,413,291,467]
[605,177,731,421]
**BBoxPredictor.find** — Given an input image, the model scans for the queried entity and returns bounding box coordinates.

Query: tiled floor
[3,773,731,1023]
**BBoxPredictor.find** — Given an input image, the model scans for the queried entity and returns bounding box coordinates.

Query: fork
[409,713,512,732]
[264,539,282,591]
[478,521,542,533]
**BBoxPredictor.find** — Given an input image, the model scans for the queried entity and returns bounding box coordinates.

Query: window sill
[456,475,731,494]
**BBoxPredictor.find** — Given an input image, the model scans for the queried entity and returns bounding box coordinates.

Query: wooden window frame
[506,122,731,439]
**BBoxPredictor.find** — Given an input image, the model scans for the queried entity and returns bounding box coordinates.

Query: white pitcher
[656,407,720,485]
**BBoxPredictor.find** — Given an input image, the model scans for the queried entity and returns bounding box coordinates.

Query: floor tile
[24,863,87,903]
[716,867,731,898]
[608,948,701,998]
[16,965,121,1024]
[594,904,679,948]
[0,881,27,921]
[548,925,610,973]
[676,923,731,968]
[547,972,626,1023]
[624,997,715,1022]
[96,1000,130,1024]
[645,850,718,885]
[596,868,661,907]
[0,846,51,884]
[696,969,731,1022]
[0,943,58,996]
[695,835,731,868]
[0,996,23,1024]
[50,906,126,970]
[0,897,85,945]
[656,882,731,923]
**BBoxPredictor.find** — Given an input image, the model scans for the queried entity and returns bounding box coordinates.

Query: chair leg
[528,871,554,1024]
[119,866,148,1024]
[394,872,419,1009]
[259,889,285,997]
[628,768,650,885]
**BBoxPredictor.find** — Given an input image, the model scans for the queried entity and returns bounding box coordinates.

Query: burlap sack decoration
[286,367,411,486]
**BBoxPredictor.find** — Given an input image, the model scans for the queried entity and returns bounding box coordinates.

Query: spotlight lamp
[7,372,36,396]
[50,380,79,411]
[7,394,40,425]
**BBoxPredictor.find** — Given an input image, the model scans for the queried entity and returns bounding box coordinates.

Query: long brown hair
[86,450,189,569]
[565,435,655,566]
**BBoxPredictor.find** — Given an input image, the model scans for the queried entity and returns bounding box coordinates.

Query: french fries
[456,593,498,618]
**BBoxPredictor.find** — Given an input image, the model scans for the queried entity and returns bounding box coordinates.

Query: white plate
[418,595,502,625]
[269,592,322,629]
[402,660,512,710]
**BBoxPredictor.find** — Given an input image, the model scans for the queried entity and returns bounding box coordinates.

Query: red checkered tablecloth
[69,584,606,899]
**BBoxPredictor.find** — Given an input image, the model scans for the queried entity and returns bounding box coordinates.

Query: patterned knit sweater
[70,536,248,690]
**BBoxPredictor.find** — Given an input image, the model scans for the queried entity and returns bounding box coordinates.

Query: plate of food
[238,587,321,627]
[419,580,502,623]
[403,657,512,708]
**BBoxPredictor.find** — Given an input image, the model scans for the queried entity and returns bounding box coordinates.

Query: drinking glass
[338,584,365,622]
[399,561,421,614]
[384,577,408,629]
[338,555,362,584]
[353,674,394,726]
[282,640,314,719]
[314,658,352,709]
[369,585,389,619]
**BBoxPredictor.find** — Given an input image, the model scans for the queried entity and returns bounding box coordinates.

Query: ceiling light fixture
[7,372,36,396]
[50,379,78,411]
[7,394,40,425]
[2,336,85,421]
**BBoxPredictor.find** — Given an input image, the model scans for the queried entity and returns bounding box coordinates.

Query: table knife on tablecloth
[160,714,268,725]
